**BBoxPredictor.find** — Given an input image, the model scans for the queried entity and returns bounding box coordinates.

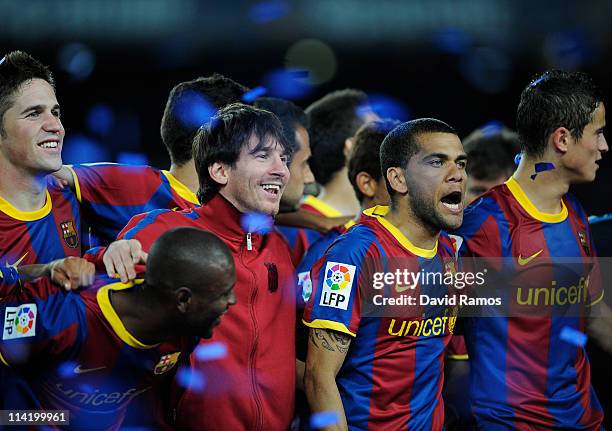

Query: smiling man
[115,103,297,431]
[0,51,84,292]
[454,70,611,430]
[0,227,236,430]
[303,118,466,431]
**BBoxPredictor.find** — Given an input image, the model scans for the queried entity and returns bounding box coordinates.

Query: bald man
[0,227,236,430]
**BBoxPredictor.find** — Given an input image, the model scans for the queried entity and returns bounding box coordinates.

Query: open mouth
[38,139,60,150]
[261,183,281,196]
[440,191,463,213]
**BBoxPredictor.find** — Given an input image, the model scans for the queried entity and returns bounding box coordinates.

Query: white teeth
[262,184,280,193]
[40,142,58,149]
[442,202,460,211]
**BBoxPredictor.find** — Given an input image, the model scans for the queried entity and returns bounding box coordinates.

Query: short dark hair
[146,227,233,293]
[0,51,54,136]
[516,70,603,157]
[193,103,291,203]
[463,126,521,181]
[306,89,370,185]
[160,74,250,166]
[348,119,401,203]
[380,118,457,202]
[253,97,309,164]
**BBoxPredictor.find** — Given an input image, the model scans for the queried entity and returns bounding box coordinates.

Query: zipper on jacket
[240,244,264,431]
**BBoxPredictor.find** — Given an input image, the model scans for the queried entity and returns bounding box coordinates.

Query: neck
[111,287,170,345]
[384,201,440,250]
[169,160,199,194]
[513,155,568,213]
[0,160,48,211]
[319,167,360,216]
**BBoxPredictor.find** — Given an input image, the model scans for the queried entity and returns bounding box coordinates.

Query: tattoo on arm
[310,328,351,353]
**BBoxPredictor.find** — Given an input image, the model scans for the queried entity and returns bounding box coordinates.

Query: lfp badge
[319,262,356,310]
[3,304,37,340]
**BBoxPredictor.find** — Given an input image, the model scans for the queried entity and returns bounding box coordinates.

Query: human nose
[43,112,63,134]
[271,153,290,180]
[304,163,315,185]
[447,161,465,183]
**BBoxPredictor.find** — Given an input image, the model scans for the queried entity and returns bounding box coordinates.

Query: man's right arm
[304,327,352,431]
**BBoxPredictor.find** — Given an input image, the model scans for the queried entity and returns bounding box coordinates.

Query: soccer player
[280,90,378,262]
[0,227,235,430]
[454,70,611,429]
[54,74,250,247]
[111,103,296,431]
[0,50,85,296]
[463,125,521,203]
[444,125,520,430]
[296,119,398,313]
[303,118,467,430]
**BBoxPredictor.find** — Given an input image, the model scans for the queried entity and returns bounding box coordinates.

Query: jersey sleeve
[302,228,374,337]
[68,163,165,245]
[117,209,176,252]
[0,279,85,367]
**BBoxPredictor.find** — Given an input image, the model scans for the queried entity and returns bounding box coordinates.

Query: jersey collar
[97,280,159,349]
[300,195,343,217]
[0,190,52,221]
[505,177,568,223]
[161,171,199,205]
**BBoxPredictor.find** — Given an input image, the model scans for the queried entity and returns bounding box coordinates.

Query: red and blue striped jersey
[303,206,458,431]
[0,185,81,295]
[68,163,199,246]
[0,277,197,430]
[277,195,343,265]
[454,177,604,430]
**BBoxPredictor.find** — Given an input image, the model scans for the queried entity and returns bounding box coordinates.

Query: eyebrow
[19,103,60,116]
[424,152,468,161]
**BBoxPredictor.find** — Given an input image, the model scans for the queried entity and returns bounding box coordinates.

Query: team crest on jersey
[444,259,457,276]
[448,234,463,259]
[319,262,356,310]
[154,352,181,375]
[60,220,79,248]
[297,271,312,302]
[578,231,590,256]
[3,304,37,340]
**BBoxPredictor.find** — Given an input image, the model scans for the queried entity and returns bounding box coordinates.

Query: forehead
[240,133,285,156]
[294,125,310,152]
[8,78,57,110]
[415,132,463,155]
[589,102,606,127]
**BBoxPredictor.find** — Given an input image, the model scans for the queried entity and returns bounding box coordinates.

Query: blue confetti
[175,366,207,393]
[249,1,290,24]
[514,153,522,166]
[310,411,340,429]
[242,86,268,103]
[57,361,78,378]
[117,152,148,166]
[480,120,504,137]
[0,56,6,66]
[174,90,216,129]
[63,134,110,164]
[362,94,410,122]
[530,162,555,180]
[241,212,274,234]
[560,326,587,347]
[86,104,114,136]
[263,69,312,100]
[194,342,228,361]
[58,43,96,81]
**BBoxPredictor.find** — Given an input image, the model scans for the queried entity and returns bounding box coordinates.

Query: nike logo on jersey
[73,365,106,374]
[517,249,543,266]
[395,284,412,293]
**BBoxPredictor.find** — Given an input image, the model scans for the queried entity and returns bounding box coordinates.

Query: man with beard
[303,118,467,430]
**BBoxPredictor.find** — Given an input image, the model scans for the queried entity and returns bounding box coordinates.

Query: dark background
[2,0,610,215]
[2,0,611,425]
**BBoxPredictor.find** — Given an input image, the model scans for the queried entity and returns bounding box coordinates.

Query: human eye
[457,160,467,169]
[26,110,41,118]
[429,158,443,167]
